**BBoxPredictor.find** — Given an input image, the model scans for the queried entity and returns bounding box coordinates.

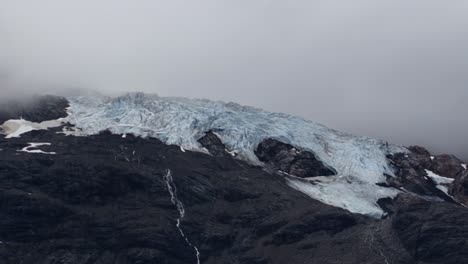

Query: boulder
[255,138,336,178]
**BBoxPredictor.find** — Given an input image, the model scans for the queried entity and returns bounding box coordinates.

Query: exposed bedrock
[391,194,468,264]
[255,138,336,178]
[197,131,232,158]
[431,154,465,178]
[0,95,69,124]
[387,145,466,204]
[450,169,468,205]
[386,152,449,201]
[407,145,465,178]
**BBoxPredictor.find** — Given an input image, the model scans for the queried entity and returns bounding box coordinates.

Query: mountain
[0,93,467,264]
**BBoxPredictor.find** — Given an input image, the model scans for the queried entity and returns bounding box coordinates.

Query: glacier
[64,92,407,217]
[6,92,408,217]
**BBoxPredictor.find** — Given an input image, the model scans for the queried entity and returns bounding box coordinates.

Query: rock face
[198,131,232,158]
[0,129,374,264]
[391,194,468,264]
[407,145,431,156]
[387,146,467,204]
[386,152,450,201]
[431,154,464,178]
[1,96,468,264]
[406,145,464,178]
[255,138,336,178]
[450,169,468,205]
[0,95,69,124]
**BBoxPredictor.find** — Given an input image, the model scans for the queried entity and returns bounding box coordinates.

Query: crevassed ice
[67,92,407,217]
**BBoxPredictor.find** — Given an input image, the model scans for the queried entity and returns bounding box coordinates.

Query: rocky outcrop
[406,145,464,178]
[198,131,232,158]
[431,154,464,178]
[450,169,468,205]
[387,146,466,204]
[0,95,69,124]
[391,194,468,264]
[255,138,336,178]
[386,152,449,200]
[408,145,431,156]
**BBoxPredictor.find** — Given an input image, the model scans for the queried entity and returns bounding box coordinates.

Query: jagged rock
[386,152,454,202]
[408,145,431,156]
[198,131,231,158]
[450,169,468,205]
[403,146,464,178]
[431,154,464,178]
[255,138,336,178]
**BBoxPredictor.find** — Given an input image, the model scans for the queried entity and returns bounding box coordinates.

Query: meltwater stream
[163,170,201,264]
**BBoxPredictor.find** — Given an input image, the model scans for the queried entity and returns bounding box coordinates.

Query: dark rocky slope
[0,96,467,264]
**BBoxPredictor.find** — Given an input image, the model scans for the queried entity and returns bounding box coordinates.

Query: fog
[1,0,467,159]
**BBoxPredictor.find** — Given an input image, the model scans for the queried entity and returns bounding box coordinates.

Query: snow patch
[462,164,467,170]
[19,143,56,155]
[287,176,399,218]
[225,148,237,157]
[430,156,435,160]
[1,118,65,138]
[425,169,454,196]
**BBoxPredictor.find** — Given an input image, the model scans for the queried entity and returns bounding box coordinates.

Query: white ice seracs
[67,92,406,217]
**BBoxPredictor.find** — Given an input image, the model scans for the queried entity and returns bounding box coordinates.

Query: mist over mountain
[1,0,467,159]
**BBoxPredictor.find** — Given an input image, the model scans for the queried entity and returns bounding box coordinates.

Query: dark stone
[198,131,231,158]
[386,152,456,203]
[255,138,336,178]
[450,169,468,205]
[408,145,431,156]
[392,194,468,264]
[431,154,464,178]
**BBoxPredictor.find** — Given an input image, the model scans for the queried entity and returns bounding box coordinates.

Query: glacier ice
[64,92,407,217]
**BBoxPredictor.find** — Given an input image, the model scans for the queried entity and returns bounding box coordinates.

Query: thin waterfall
[163,170,201,264]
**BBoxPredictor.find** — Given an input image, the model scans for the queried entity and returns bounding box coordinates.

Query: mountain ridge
[0,94,467,264]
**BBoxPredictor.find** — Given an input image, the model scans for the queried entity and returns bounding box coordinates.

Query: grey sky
[1,0,468,159]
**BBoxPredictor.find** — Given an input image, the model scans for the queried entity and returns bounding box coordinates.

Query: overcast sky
[1,0,467,159]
